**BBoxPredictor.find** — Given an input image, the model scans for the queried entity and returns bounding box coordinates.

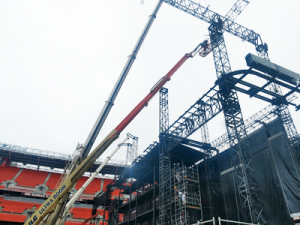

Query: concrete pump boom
[24,43,202,225]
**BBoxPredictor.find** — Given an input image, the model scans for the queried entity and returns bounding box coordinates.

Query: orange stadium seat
[0,213,27,222]
[65,222,82,225]
[15,168,49,187]
[71,208,93,219]
[0,166,21,183]
[70,207,103,220]
[85,177,101,194]
[75,176,101,195]
[112,189,120,197]
[105,210,109,220]
[0,185,5,190]
[46,172,62,190]
[99,222,108,225]
[0,200,39,213]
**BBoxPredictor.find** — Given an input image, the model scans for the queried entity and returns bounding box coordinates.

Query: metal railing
[218,217,260,225]
[11,162,116,179]
[0,142,127,166]
[192,217,216,225]
[192,217,260,225]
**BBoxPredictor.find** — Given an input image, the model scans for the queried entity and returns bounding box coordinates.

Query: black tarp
[199,118,300,225]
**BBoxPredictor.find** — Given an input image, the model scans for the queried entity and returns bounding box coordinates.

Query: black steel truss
[125,133,138,165]
[164,86,222,151]
[159,87,171,225]
[209,21,266,222]
[158,140,171,225]
[160,87,169,133]
[225,0,250,21]
[163,0,264,48]
[159,67,299,163]
[218,70,300,109]
[212,104,278,152]
[162,0,299,152]
[133,64,298,225]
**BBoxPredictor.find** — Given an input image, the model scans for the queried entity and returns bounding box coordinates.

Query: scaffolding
[171,163,203,225]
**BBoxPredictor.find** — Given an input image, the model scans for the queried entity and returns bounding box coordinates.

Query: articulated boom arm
[163,0,264,48]
[24,44,202,225]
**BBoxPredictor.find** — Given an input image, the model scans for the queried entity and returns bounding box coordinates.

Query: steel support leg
[159,87,172,225]
[209,18,266,224]
[159,139,171,225]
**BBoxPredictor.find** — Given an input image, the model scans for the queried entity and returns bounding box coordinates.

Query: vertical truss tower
[159,87,172,224]
[209,16,266,224]
[126,133,138,165]
[160,87,169,133]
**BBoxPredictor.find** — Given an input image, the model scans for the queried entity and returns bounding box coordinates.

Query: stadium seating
[75,176,101,195]
[85,178,101,194]
[71,208,94,219]
[0,213,27,222]
[65,222,82,225]
[0,166,21,183]
[70,207,104,220]
[15,168,49,187]
[0,199,40,213]
[0,167,119,224]
[46,172,61,190]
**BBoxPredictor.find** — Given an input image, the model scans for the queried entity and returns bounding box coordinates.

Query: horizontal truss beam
[163,0,263,46]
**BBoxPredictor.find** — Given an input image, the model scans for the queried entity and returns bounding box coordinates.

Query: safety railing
[192,217,216,225]
[0,142,127,166]
[218,217,260,225]
[200,218,216,225]
[192,217,260,225]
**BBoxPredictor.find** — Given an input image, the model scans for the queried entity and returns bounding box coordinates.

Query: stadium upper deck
[0,142,127,175]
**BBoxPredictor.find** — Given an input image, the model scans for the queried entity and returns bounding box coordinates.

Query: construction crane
[44,2,163,224]
[24,41,203,225]
[162,0,268,58]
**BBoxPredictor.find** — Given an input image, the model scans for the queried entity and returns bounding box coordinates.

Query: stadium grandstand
[0,142,127,225]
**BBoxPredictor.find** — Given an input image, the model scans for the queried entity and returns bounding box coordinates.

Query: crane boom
[81,0,163,158]
[24,44,201,225]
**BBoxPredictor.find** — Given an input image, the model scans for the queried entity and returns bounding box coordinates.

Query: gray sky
[0,0,299,162]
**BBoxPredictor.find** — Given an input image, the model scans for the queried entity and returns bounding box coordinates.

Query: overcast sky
[0,0,299,163]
